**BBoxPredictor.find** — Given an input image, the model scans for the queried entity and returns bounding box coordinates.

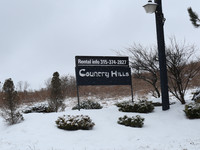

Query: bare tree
[60,75,76,97]
[166,38,200,104]
[121,44,161,98]
[17,81,30,92]
[45,78,51,92]
[23,81,30,92]
[17,81,23,92]
[119,38,200,104]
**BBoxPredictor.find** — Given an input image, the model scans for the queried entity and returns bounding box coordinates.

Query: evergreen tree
[1,78,23,125]
[188,7,200,28]
[49,72,65,112]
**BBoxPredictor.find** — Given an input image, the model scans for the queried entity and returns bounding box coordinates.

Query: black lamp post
[143,0,170,110]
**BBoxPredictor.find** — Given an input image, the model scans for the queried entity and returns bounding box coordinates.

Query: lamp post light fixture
[143,0,170,111]
[143,0,158,14]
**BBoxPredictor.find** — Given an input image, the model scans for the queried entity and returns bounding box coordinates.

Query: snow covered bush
[118,115,144,128]
[23,104,54,113]
[72,100,102,110]
[1,111,24,125]
[184,102,200,119]
[115,101,130,108]
[192,88,200,103]
[55,115,95,130]
[116,100,154,113]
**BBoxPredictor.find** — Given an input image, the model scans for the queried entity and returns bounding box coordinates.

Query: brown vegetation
[0,62,200,105]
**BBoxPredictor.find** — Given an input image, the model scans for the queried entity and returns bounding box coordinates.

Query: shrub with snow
[192,88,200,103]
[1,111,24,125]
[118,115,144,128]
[115,101,130,108]
[184,102,200,119]
[55,115,95,130]
[23,104,54,113]
[116,100,154,113]
[72,100,102,110]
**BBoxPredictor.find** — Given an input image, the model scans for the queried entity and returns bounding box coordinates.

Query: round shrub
[72,100,102,110]
[23,104,54,113]
[118,115,144,128]
[184,102,200,119]
[55,115,95,130]
[116,100,154,113]
[192,88,200,103]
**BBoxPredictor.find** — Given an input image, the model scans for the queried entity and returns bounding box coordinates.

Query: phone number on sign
[99,59,127,65]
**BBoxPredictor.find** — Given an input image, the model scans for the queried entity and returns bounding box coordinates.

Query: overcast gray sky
[0,0,200,90]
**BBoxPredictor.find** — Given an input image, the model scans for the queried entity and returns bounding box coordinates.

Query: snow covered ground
[0,94,200,150]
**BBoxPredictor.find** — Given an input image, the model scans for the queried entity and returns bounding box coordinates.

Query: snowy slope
[0,97,200,150]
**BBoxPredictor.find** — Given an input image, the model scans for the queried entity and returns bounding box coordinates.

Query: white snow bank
[0,97,200,150]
